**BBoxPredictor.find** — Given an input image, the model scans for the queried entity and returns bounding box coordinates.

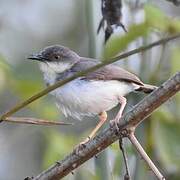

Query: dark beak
[27,53,44,61]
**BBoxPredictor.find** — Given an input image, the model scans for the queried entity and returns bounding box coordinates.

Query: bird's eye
[54,55,60,60]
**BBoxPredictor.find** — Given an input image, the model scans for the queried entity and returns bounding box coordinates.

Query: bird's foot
[73,137,90,155]
[110,118,120,135]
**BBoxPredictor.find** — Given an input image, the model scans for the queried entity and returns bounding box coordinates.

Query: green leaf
[104,23,149,58]
[0,56,13,92]
[42,130,76,169]
[40,102,59,119]
[12,79,42,98]
[0,55,12,73]
[171,48,180,75]
[152,110,180,173]
[145,5,168,31]
[0,68,6,92]
[170,48,180,109]
[145,4,180,33]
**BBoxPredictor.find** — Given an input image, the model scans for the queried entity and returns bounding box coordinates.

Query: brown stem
[3,117,72,126]
[128,132,165,180]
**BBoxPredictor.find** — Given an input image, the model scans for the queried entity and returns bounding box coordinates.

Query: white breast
[51,78,138,120]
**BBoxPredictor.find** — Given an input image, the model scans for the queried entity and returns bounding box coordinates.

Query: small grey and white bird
[28,45,156,143]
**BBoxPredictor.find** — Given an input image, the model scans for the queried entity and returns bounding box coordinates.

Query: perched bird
[28,45,156,143]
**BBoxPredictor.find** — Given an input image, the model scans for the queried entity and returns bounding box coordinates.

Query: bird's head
[28,45,80,74]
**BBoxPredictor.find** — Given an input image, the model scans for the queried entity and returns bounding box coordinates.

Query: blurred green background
[0,0,179,180]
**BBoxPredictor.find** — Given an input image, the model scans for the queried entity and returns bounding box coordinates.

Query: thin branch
[31,72,180,180]
[119,138,131,180]
[128,132,165,180]
[2,117,72,126]
[1,34,180,121]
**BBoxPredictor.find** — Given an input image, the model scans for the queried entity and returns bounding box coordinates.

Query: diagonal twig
[128,132,165,180]
[2,117,73,126]
[1,33,179,121]
[30,72,180,180]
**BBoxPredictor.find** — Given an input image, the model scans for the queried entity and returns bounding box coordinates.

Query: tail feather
[136,84,157,94]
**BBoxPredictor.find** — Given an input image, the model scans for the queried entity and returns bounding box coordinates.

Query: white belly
[51,78,136,120]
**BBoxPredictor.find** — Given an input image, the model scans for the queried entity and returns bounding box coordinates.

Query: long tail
[136,84,158,94]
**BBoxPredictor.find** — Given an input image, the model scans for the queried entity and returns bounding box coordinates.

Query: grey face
[28,45,80,73]
[28,45,80,63]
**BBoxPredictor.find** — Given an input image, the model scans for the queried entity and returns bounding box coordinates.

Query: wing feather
[72,57,144,86]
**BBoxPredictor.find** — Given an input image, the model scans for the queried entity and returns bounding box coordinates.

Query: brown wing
[84,64,144,86]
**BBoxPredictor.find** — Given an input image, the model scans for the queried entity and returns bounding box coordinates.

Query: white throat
[39,62,72,85]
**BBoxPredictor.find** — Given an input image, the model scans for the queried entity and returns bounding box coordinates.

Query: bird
[28,45,157,144]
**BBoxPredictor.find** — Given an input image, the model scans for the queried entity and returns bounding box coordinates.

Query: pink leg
[114,96,127,123]
[74,111,107,153]
[79,111,107,145]
[110,96,127,131]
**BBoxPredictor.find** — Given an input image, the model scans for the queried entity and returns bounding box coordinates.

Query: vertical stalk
[86,0,110,179]
[86,0,97,58]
